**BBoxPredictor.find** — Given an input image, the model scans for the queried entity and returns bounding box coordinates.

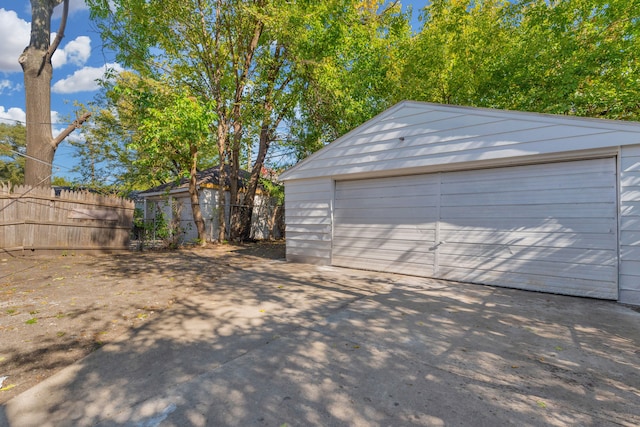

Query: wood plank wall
[0,184,134,254]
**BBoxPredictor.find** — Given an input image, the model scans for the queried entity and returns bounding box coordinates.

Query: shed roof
[280,101,640,181]
[139,165,251,197]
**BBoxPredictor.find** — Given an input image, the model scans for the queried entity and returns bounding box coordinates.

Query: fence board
[0,184,134,254]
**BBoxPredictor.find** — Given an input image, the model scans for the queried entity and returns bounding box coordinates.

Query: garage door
[333,158,618,299]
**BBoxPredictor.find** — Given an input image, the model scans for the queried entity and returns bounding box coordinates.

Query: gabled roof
[139,165,251,196]
[280,101,640,181]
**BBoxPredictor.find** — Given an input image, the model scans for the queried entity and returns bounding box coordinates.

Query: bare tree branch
[52,112,91,148]
[48,0,69,56]
[38,0,68,76]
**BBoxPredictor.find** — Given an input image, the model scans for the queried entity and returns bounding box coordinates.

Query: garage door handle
[429,241,446,251]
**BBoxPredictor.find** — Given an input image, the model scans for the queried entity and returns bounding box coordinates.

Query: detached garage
[280,101,640,306]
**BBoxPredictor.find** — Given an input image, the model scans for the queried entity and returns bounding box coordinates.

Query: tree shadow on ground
[1,251,639,426]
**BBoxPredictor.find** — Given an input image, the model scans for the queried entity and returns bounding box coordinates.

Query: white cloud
[52,35,92,69]
[52,63,124,94]
[1,6,93,73]
[0,106,26,124]
[0,8,30,73]
[53,0,89,19]
[51,110,62,125]
[69,0,90,14]
[0,79,22,95]
[53,125,86,143]
[0,108,66,127]
[65,36,91,65]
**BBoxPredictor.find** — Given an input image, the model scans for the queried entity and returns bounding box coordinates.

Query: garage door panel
[334,194,439,209]
[441,188,614,206]
[333,245,434,263]
[333,158,618,299]
[442,159,613,183]
[333,238,433,253]
[441,204,616,219]
[439,229,617,251]
[440,244,617,266]
[438,254,617,282]
[336,175,439,192]
[335,225,435,241]
[439,218,616,234]
[436,158,618,297]
[332,256,432,277]
[441,171,613,192]
[436,268,617,300]
[336,184,439,200]
[335,207,439,222]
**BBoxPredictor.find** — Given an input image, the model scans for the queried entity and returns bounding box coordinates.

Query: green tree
[112,73,217,244]
[0,122,27,186]
[51,175,73,186]
[74,87,154,193]
[488,0,640,119]
[401,0,640,120]
[86,0,409,240]
[400,0,514,105]
[292,0,412,155]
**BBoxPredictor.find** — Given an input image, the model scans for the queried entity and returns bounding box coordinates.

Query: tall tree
[400,0,513,105]
[401,0,640,120]
[487,0,640,119]
[20,0,90,187]
[87,0,405,240]
[292,0,411,154]
[108,72,217,244]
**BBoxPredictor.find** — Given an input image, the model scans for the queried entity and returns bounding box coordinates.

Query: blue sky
[0,1,426,180]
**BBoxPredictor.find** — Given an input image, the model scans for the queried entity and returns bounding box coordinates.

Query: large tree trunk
[216,123,228,242]
[228,123,242,241]
[238,121,272,241]
[19,0,88,187]
[188,144,207,246]
[20,45,55,187]
[19,0,60,187]
[237,43,287,241]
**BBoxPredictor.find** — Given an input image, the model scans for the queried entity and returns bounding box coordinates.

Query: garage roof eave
[280,101,640,182]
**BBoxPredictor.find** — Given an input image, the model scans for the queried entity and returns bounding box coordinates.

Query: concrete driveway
[1,260,639,427]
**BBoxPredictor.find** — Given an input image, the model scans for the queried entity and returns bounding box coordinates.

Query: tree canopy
[73,0,639,240]
[86,0,407,240]
[400,0,640,119]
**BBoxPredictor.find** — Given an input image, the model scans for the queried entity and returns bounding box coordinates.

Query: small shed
[138,166,282,242]
[280,101,640,306]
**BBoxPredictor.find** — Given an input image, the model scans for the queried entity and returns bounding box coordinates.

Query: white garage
[280,101,640,305]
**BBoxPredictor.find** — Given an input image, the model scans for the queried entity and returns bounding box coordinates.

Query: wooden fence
[0,184,134,254]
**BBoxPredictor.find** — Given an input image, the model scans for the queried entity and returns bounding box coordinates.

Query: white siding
[199,189,218,241]
[177,196,198,242]
[620,145,640,305]
[251,194,283,240]
[285,178,333,265]
[281,102,640,182]
[143,189,272,243]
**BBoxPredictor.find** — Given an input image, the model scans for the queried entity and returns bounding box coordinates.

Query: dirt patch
[0,241,285,404]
